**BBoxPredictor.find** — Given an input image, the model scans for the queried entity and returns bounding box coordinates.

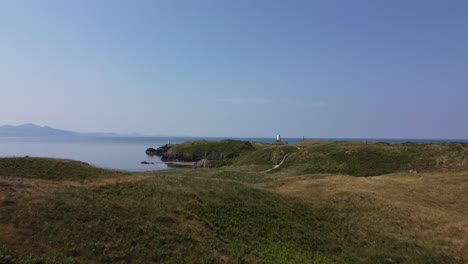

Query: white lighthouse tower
[275,134,287,145]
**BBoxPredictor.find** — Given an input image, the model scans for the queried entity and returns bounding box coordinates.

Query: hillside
[161,139,256,162]
[163,139,468,175]
[292,140,468,175]
[0,124,131,137]
[0,141,467,263]
[0,124,77,137]
[0,157,127,180]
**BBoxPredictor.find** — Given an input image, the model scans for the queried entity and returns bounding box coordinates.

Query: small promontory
[160,139,255,163]
[146,144,172,156]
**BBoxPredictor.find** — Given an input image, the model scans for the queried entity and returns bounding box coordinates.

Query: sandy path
[260,153,291,173]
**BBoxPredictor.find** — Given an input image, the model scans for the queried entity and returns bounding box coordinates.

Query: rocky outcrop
[145,148,158,156]
[157,140,255,170]
[194,158,210,168]
[146,144,171,156]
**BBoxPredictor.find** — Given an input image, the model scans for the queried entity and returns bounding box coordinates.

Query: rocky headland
[144,140,256,168]
[145,144,172,156]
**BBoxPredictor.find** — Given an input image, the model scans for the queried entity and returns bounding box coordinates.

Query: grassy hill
[162,139,255,162]
[0,157,126,180]
[228,140,468,176]
[0,140,467,263]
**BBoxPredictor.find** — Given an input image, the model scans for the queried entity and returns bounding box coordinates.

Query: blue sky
[1,0,467,138]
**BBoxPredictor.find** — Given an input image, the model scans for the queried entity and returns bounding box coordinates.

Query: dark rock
[146,144,172,156]
[141,161,154,165]
[145,147,158,156]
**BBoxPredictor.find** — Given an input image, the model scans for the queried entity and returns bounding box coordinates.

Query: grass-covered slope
[2,169,464,263]
[264,141,468,176]
[162,139,255,162]
[164,139,468,175]
[0,157,126,180]
[232,145,298,170]
[0,176,336,263]
[1,141,467,263]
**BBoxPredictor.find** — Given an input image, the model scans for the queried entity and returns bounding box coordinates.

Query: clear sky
[1,0,467,138]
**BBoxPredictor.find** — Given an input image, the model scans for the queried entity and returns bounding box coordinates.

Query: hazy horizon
[2,123,468,141]
[1,1,467,138]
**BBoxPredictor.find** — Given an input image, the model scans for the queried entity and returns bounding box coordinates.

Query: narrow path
[260,153,291,173]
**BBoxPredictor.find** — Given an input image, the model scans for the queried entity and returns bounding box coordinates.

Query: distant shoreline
[1,135,468,144]
[1,124,468,143]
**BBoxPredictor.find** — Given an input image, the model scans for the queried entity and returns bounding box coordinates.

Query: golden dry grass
[260,171,468,260]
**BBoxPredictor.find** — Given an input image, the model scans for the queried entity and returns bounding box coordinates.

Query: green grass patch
[233,145,297,167]
[0,157,126,180]
[2,178,208,263]
[0,246,75,264]
[279,141,468,176]
[163,139,255,161]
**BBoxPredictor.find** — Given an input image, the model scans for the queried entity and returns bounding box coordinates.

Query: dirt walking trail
[260,153,291,173]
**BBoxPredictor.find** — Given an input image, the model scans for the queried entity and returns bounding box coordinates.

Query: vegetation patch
[0,157,126,180]
[279,141,468,176]
[162,139,256,162]
[233,145,297,167]
[0,246,75,264]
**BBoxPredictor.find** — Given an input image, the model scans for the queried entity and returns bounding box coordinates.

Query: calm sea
[0,136,467,172]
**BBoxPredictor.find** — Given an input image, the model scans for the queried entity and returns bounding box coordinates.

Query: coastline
[141,161,196,167]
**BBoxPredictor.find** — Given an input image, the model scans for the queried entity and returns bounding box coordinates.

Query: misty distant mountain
[0,124,141,137]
